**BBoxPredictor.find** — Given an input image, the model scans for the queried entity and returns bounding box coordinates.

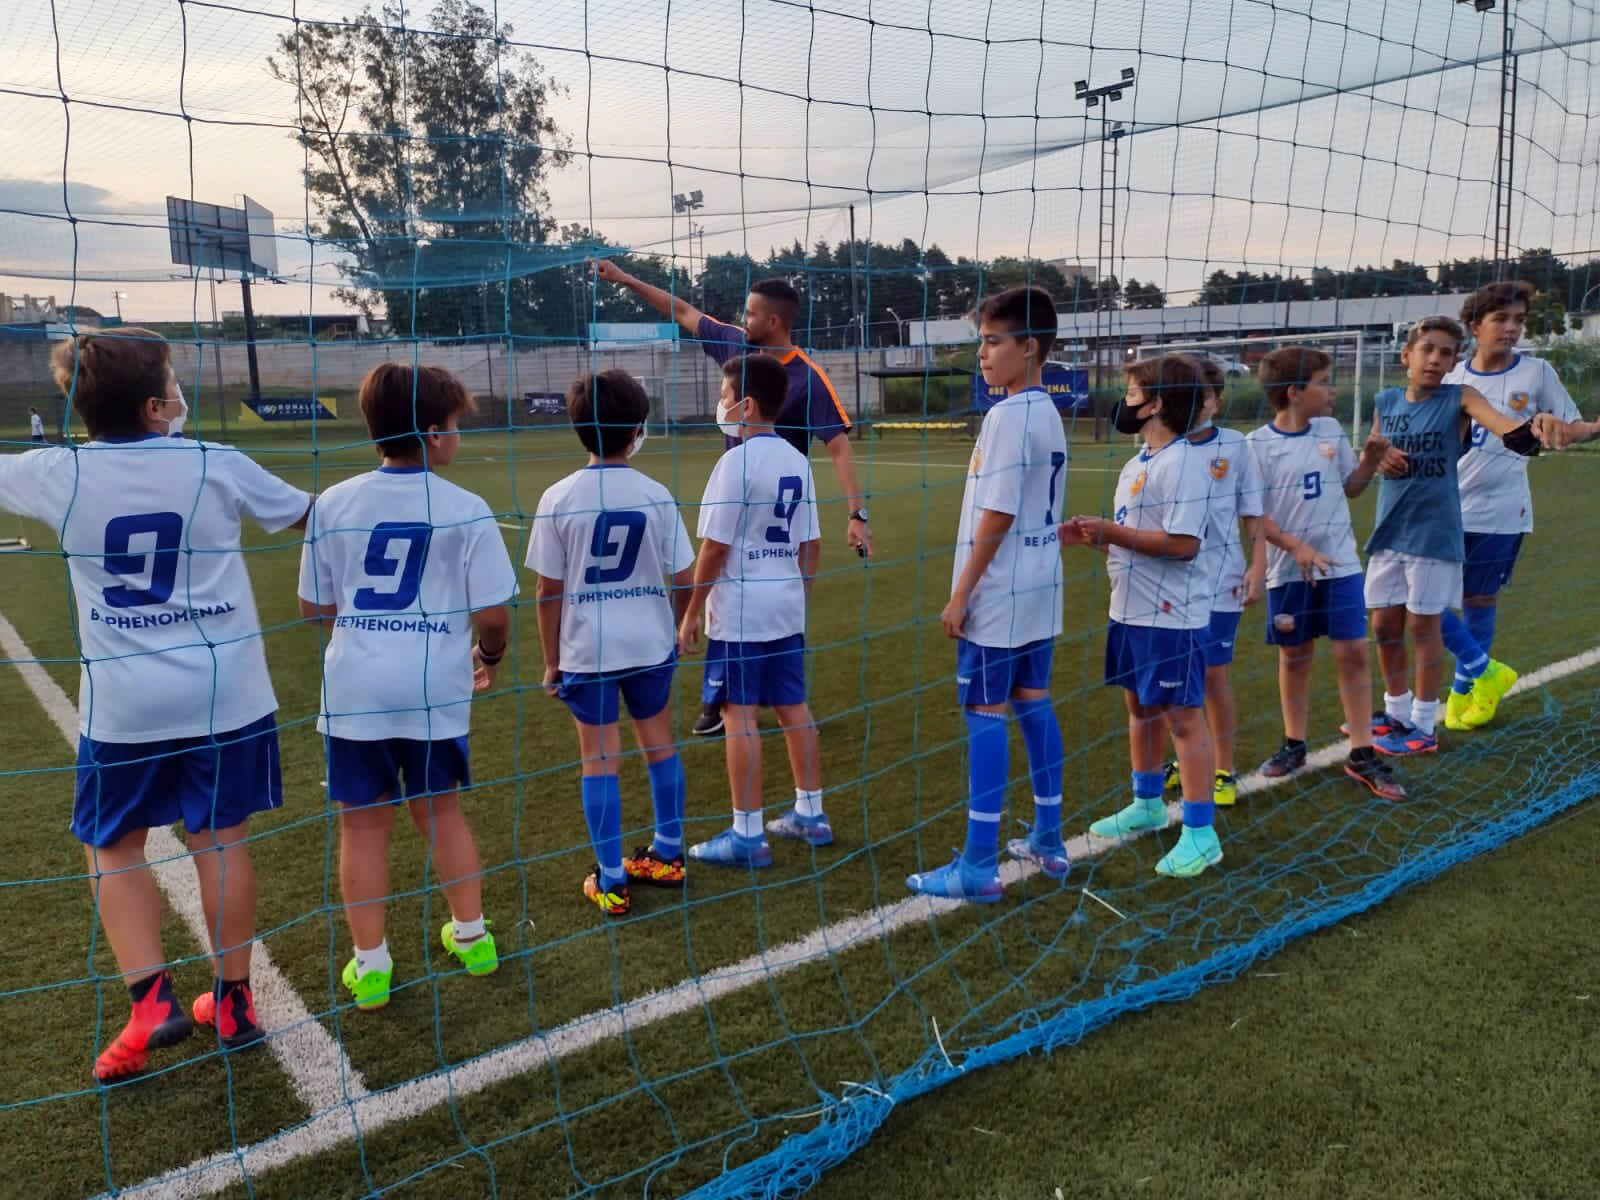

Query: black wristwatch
[850,508,870,523]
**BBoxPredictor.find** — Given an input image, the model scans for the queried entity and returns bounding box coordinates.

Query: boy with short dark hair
[1245,347,1405,800]
[0,328,309,1080]
[907,286,1068,902]
[29,407,45,443]
[1161,354,1265,808]
[678,353,827,866]
[526,370,697,917]
[1363,317,1568,756]
[1062,354,1221,879]
[1437,280,1579,729]
[298,362,516,1009]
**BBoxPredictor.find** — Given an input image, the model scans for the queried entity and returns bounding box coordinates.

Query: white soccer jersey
[1445,354,1578,534]
[526,464,696,674]
[0,437,309,742]
[952,388,1067,648]
[298,467,517,741]
[29,413,43,437]
[697,433,820,643]
[1245,418,1362,590]
[1188,426,1265,614]
[1107,438,1211,630]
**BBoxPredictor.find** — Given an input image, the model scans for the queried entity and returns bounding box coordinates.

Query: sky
[0,0,1596,324]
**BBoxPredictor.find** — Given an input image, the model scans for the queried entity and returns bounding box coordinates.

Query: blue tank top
[1365,385,1466,562]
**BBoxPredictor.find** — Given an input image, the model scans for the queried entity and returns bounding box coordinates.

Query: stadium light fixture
[1456,0,1496,10]
[1076,66,1136,110]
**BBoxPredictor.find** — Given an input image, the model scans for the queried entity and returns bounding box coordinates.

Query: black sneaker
[692,702,724,737]
[1344,748,1407,801]
[1259,740,1307,778]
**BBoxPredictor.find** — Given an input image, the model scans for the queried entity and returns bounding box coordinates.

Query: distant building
[1047,260,1098,286]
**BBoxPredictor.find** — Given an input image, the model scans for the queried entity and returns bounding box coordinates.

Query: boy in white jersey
[678,354,826,867]
[29,406,45,443]
[1061,354,1220,879]
[298,364,516,1011]
[1438,281,1579,730]
[906,286,1068,902]
[1244,347,1404,800]
[526,371,696,918]
[1158,356,1265,809]
[0,329,309,1081]
[1362,317,1565,758]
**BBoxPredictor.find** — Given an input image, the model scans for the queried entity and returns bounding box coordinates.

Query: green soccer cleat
[1443,689,1473,732]
[1089,796,1168,841]
[341,957,393,1011]
[1462,660,1518,729]
[441,922,499,977]
[1154,825,1224,879]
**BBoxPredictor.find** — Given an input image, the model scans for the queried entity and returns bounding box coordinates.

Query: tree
[1122,279,1166,309]
[268,0,569,336]
[1524,289,1569,342]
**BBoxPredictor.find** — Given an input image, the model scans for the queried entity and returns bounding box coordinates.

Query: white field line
[101,639,1600,1198]
[0,613,368,1122]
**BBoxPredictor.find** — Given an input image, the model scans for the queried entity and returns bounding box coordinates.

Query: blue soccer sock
[962,711,1009,872]
[1465,603,1497,657]
[1012,697,1064,841]
[646,754,686,858]
[1182,798,1215,829]
[580,775,625,888]
[1441,609,1489,695]
[1133,770,1165,805]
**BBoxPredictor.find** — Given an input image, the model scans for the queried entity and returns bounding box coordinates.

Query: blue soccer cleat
[687,828,774,868]
[765,808,834,846]
[1373,723,1438,757]
[906,854,1004,903]
[1005,828,1071,880]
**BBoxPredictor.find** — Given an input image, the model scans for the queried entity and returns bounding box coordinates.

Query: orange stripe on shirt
[789,348,851,430]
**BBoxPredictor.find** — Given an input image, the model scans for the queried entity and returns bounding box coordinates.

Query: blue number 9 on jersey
[584,511,647,584]
[765,475,804,544]
[353,522,433,611]
[102,512,184,609]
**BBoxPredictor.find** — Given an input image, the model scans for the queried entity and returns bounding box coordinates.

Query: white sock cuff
[452,916,486,941]
[1034,795,1062,808]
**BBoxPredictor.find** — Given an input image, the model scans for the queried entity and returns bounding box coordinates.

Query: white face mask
[1190,417,1214,433]
[716,397,744,438]
[626,425,647,459]
[167,383,188,437]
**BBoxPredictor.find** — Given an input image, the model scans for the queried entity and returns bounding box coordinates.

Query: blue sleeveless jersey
[1365,385,1467,562]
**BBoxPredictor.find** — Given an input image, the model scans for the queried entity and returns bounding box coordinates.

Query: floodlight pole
[1075,66,1136,399]
[1459,0,1515,275]
[674,190,708,414]
[209,275,227,440]
[848,203,863,430]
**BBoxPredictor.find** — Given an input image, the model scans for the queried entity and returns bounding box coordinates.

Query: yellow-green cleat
[1443,689,1473,731]
[1462,660,1518,729]
[1213,770,1238,807]
[441,922,498,977]
[341,957,392,1011]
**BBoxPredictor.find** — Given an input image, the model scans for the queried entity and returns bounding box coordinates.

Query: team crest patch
[1510,392,1529,412]
[1209,457,1229,480]
[1318,440,1337,460]
[1129,470,1147,496]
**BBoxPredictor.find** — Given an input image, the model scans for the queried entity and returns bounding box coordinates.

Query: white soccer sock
[1411,699,1439,736]
[733,808,764,839]
[794,788,824,819]
[1384,691,1414,725]
[355,940,392,976]
[452,916,486,944]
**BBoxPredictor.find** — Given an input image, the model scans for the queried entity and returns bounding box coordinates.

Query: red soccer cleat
[95,971,194,1084]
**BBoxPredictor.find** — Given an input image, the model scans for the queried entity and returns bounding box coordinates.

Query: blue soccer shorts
[1461,532,1524,599]
[73,713,282,848]
[560,655,676,726]
[325,735,471,807]
[956,637,1054,707]
[713,635,807,708]
[1265,573,1367,646]
[1104,621,1205,709]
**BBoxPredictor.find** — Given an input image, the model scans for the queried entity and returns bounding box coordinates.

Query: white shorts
[1363,550,1463,616]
